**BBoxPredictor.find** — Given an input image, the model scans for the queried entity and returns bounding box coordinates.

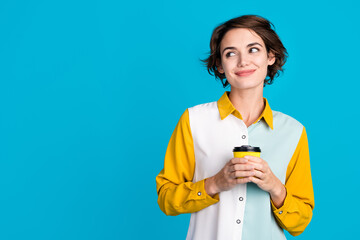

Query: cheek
[255,58,270,70]
[223,59,238,70]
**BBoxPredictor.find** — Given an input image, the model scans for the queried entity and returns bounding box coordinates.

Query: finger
[251,163,265,172]
[230,157,249,165]
[253,169,266,180]
[229,177,247,186]
[229,163,254,172]
[235,177,251,184]
[244,155,263,163]
[249,176,261,185]
[232,170,256,179]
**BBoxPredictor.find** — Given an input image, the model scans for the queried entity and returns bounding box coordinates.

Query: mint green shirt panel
[242,110,303,240]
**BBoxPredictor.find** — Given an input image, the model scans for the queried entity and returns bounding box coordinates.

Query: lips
[235,69,256,77]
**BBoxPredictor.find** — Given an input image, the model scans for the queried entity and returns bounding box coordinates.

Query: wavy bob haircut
[201,15,288,88]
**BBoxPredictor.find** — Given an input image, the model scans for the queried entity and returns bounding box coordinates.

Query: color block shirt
[156,92,314,240]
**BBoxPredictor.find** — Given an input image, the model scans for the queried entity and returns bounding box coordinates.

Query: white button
[239,197,244,201]
[242,135,246,139]
[236,219,241,224]
[197,191,202,196]
[279,211,283,214]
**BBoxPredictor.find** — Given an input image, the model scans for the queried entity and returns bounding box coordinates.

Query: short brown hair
[201,15,288,88]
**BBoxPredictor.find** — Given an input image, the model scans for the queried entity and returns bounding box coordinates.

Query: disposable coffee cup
[233,145,261,158]
[233,145,261,178]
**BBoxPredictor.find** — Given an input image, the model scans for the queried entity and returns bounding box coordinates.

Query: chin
[229,80,264,91]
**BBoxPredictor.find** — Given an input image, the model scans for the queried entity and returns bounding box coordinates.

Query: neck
[229,86,264,127]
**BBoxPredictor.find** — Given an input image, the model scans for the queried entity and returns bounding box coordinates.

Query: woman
[156,15,314,240]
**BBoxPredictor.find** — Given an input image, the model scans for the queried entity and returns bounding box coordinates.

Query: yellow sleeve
[271,126,315,236]
[156,109,219,216]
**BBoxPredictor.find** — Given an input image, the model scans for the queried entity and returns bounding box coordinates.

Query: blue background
[1,0,359,239]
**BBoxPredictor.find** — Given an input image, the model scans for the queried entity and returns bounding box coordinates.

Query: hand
[205,158,255,197]
[244,155,286,208]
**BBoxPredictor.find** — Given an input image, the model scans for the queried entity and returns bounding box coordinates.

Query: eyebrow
[222,42,263,54]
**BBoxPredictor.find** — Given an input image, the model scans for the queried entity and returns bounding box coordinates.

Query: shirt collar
[217,91,274,130]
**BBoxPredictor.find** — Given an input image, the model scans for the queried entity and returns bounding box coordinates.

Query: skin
[204,28,286,208]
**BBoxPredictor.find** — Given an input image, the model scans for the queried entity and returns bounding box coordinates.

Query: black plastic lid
[233,145,261,152]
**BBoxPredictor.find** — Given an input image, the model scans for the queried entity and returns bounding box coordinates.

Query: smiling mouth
[235,69,256,77]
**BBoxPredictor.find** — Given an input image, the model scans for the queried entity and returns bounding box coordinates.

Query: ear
[216,59,224,74]
[268,51,276,66]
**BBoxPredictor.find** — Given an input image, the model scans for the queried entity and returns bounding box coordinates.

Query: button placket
[236,196,244,226]
[238,119,249,145]
[233,184,247,239]
[233,119,248,238]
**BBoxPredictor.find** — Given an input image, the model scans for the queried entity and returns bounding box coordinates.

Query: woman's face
[218,28,275,91]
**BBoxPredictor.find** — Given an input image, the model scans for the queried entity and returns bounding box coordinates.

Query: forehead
[220,28,264,50]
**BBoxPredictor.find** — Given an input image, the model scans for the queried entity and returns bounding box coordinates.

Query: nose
[237,53,250,67]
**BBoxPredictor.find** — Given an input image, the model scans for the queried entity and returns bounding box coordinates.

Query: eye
[225,52,236,58]
[249,47,259,53]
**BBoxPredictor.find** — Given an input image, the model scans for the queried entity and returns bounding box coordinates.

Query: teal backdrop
[1,0,359,239]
